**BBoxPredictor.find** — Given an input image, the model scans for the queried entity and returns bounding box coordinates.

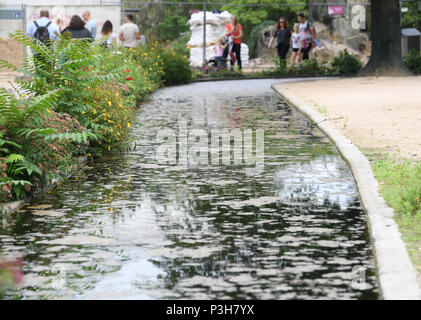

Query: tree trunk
[360,0,410,75]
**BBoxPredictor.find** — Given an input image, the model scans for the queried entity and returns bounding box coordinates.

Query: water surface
[0,80,378,299]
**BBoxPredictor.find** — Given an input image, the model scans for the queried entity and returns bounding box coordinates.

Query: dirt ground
[0,38,23,70]
[279,76,421,161]
[0,72,18,92]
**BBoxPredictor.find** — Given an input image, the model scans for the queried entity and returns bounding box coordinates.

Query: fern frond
[0,59,18,72]
[26,89,62,116]
[8,159,42,176]
[14,127,57,139]
[44,131,96,143]
[5,153,24,164]
[0,179,31,186]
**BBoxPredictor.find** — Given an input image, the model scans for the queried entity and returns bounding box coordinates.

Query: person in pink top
[214,37,228,70]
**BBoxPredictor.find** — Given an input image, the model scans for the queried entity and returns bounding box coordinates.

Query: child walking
[291,24,304,65]
[214,37,228,71]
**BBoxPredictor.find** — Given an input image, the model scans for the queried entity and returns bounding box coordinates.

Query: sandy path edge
[280,76,421,161]
[272,83,421,300]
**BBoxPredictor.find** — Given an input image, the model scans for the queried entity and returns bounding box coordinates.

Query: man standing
[119,14,140,48]
[27,9,61,44]
[82,10,97,41]
[297,12,316,60]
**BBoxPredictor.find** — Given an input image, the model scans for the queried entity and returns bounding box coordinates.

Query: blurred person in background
[225,16,243,70]
[101,20,118,49]
[297,11,315,60]
[82,10,97,41]
[62,15,92,41]
[119,14,140,48]
[27,9,60,44]
[27,9,61,71]
[268,17,291,68]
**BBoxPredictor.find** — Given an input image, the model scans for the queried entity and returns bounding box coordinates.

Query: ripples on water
[0,80,378,299]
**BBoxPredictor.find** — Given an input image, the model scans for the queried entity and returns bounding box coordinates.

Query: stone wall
[308,0,369,52]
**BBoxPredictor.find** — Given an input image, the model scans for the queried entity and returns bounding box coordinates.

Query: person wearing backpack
[297,12,316,61]
[27,10,61,45]
[27,10,61,72]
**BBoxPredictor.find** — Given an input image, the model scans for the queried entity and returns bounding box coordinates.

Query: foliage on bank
[261,49,363,77]
[404,50,421,75]
[0,32,191,203]
[373,159,421,216]
[372,158,421,274]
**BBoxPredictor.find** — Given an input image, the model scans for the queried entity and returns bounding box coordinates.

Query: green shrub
[294,59,323,75]
[373,160,421,216]
[170,33,190,57]
[0,87,90,200]
[4,32,144,154]
[330,49,362,75]
[404,50,421,74]
[129,42,191,86]
[160,46,191,85]
[0,81,95,198]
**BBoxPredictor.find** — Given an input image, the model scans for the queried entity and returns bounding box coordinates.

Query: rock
[252,20,369,65]
[31,210,66,217]
[344,34,369,52]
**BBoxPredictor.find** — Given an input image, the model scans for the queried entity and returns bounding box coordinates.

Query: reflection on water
[0,80,378,299]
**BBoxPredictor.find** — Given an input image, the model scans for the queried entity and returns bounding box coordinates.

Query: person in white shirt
[119,14,140,48]
[27,9,61,42]
[297,12,316,60]
[291,24,304,65]
[82,10,97,41]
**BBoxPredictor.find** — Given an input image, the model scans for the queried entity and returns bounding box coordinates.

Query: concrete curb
[188,74,334,84]
[271,84,421,300]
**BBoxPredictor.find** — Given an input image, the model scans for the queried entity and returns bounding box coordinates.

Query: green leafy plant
[404,50,421,75]
[0,86,90,199]
[0,30,193,201]
[330,49,362,75]
[129,42,191,86]
[373,159,421,216]
[0,131,31,201]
